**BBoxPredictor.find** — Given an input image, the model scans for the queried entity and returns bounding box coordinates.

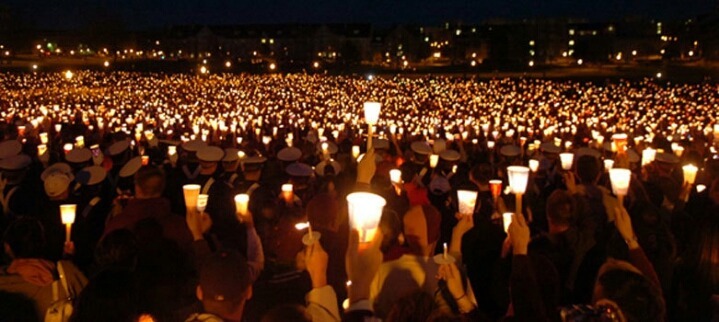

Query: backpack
[44,261,75,322]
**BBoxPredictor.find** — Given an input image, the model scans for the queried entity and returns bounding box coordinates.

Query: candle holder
[60,204,76,243]
[457,190,478,217]
[183,184,201,212]
[682,164,698,185]
[433,242,455,264]
[429,154,439,169]
[234,194,249,222]
[641,148,656,167]
[197,194,209,213]
[559,153,574,170]
[346,192,386,246]
[528,159,539,173]
[295,222,321,245]
[502,212,513,233]
[364,102,381,150]
[282,184,294,205]
[507,166,530,216]
[609,168,631,205]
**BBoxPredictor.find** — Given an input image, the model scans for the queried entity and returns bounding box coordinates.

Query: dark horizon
[2,0,718,31]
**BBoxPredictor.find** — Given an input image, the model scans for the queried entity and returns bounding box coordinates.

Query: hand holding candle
[295,221,321,245]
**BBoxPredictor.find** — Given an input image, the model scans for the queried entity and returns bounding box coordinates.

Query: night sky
[4,0,717,30]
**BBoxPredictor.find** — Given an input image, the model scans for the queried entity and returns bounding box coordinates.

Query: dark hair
[70,269,141,322]
[576,155,600,184]
[134,166,165,197]
[261,304,311,322]
[470,163,493,184]
[386,291,438,322]
[0,291,41,322]
[546,190,575,227]
[684,209,719,292]
[3,217,46,259]
[597,269,665,322]
[94,229,138,271]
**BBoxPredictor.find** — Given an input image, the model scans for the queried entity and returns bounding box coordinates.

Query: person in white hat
[71,165,111,270]
[221,148,242,189]
[0,154,35,217]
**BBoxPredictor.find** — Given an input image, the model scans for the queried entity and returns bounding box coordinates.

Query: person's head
[3,217,46,259]
[306,193,339,232]
[134,166,165,199]
[0,291,40,322]
[685,208,719,291]
[402,204,441,256]
[261,304,311,322]
[70,269,142,322]
[546,190,575,232]
[592,260,665,322]
[95,229,138,271]
[576,155,601,185]
[379,209,405,253]
[469,163,492,187]
[197,249,253,320]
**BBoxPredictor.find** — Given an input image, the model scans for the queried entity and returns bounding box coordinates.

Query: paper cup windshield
[346,192,386,243]
[507,166,530,194]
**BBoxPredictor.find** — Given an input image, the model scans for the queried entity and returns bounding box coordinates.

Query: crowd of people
[0,71,717,321]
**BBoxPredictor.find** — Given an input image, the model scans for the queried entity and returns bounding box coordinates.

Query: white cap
[107,141,130,156]
[41,162,73,181]
[315,160,342,176]
[410,141,432,155]
[66,148,92,164]
[44,174,71,197]
[277,147,302,162]
[439,149,461,161]
[433,139,447,154]
[0,154,31,170]
[242,156,268,164]
[0,141,22,159]
[540,142,561,154]
[119,157,143,178]
[500,145,521,157]
[182,139,207,153]
[655,152,680,164]
[575,147,601,159]
[197,146,224,162]
[286,162,313,177]
[76,165,107,185]
[223,148,240,162]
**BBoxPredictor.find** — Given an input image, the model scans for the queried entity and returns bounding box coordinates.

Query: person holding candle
[0,217,88,321]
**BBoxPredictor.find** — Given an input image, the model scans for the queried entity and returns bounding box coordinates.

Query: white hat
[372,138,389,150]
[41,162,73,181]
[500,145,521,157]
[44,174,71,197]
[439,149,461,161]
[0,141,22,159]
[411,141,432,155]
[119,157,143,178]
[242,156,268,164]
[278,147,302,162]
[76,165,107,185]
[66,148,92,164]
[0,154,31,170]
[107,140,130,156]
[432,139,447,154]
[575,147,601,159]
[286,162,313,177]
[540,142,561,154]
[197,146,224,162]
[223,148,240,162]
[315,160,341,176]
[655,152,680,164]
[182,139,207,153]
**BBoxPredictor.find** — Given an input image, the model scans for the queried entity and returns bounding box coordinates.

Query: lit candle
[282,184,294,204]
[507,166,530,215]
[40,132,48,144]
[234,194,249,219]
[559,153,574,170]
[60,204,76,243]
[168,146,177,156]
[604,159,614,172]
[352,145,360,160]
[183,184,201,212]
[295,221,319,245]
[389,169,402,184]
[528,159,539,173]
[37,144,47,157]
[457,190,478,217]
[141,155,149,166]
[682,164,698,185]
[17,126,26,137]
[611,133,628,153]
[609,169,632,204]
[489,180,502,201]
[697,184,706,193]
[63,143,73,155]
[641,148,656,167]
[364,102,381,150]
[503,212,513,233]
[197,194,209,213]
[487,141,495,149]
[346,192,386,245]
[443,242,448,259]
[429,154,439,168]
